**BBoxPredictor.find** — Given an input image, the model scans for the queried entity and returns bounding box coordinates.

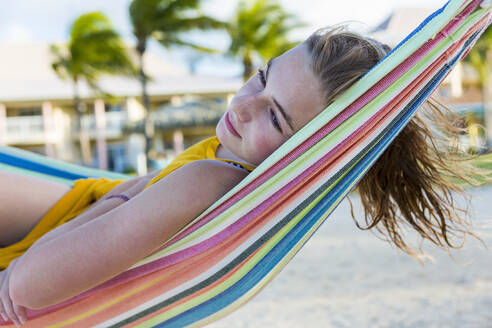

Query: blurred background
[1,1,491,327]
[0,0,490,175]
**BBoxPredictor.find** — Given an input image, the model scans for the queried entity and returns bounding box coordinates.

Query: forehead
[268,44,325,133]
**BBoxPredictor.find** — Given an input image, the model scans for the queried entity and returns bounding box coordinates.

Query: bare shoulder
[184,159,249,184]
[145,159,247,183]
[149,159,249,211]
[140,159,249,222]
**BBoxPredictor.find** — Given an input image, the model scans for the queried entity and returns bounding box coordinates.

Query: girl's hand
[0,259,27,326]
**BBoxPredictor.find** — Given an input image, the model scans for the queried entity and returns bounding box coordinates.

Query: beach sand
[210,187,492,328]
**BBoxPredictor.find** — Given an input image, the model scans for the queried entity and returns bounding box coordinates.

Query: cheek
[249,131,284,163]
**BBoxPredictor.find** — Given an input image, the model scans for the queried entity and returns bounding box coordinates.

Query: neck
[215,144,255,167]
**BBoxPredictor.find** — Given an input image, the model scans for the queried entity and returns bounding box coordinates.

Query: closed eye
[259,68,282,133]
[270,109,282,132]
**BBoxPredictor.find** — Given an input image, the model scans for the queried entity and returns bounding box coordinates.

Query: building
[125,98,227,158]
[1,10,488,177]
[0,43,242,175]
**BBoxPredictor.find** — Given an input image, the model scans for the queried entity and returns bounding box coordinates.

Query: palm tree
[227,0,304,82]
[465,26,492,149]
[129,0,225,171]
[51,12,135,165]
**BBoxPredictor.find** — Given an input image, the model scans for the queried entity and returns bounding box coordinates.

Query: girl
[0,27,484,326]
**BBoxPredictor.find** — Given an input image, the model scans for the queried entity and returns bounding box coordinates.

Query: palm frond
[130,0,225,54]
[464,26,492,85]
[50,44,75,81]
[227,0,303,63]
[70,12,114,41]
[156,35,220,53]
[51,11,136,94]
[130,0,160,40]
[157,16,226,34]
[159,0,200,17]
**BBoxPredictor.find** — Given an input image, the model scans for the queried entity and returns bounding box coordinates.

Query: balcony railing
[5,115,45,143]
[3,111,128,144]
[76,111,127,138]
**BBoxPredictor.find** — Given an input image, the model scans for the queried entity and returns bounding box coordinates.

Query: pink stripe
[158,0,482,249]
[121,14,489,280]
[24,5,485,318]
[109,28,474,283]
[154,13,486,270]
[16,50,449,320]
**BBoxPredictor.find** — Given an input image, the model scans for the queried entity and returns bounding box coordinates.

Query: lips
[225,112,241,138]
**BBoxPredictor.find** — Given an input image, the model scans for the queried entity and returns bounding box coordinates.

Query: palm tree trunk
[137,38,154,172]
[242,52,253,82]
[483,82,492,150]
[73,78,92,165]
[480,50,492,151]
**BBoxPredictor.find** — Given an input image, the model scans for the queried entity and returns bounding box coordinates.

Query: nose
[231,93,264,122]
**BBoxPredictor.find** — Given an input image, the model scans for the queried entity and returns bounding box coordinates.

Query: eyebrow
[266,58,295,133]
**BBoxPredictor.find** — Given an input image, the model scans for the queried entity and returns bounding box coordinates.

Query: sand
[210,187,492,328]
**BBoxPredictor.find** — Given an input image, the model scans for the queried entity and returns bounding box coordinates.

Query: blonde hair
[304,26,489,259]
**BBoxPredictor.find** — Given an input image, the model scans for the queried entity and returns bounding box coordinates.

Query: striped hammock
[1,0,490,326]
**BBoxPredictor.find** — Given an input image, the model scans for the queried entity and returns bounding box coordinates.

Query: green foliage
[51,12,136,92]
[473,152,492,171]
[129,0,226,52]
[464,26,492,85]
[227,0,304,80]
[462,153,492,186]
[123,166,138,175]
[129,0,226,167]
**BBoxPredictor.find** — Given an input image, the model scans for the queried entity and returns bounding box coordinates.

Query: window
[8,107,42,117]
[105,103,124,112]
[108,143,127,172]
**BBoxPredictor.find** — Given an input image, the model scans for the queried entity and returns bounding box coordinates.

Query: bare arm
[10,160,247,309]
[25,170,162,252]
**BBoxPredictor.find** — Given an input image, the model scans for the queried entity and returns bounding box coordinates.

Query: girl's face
[216,43,325,166]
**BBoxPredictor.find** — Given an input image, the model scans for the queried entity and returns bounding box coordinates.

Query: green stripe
[246,0,469,178]
[0,146,131,180]
[155,9,482,256]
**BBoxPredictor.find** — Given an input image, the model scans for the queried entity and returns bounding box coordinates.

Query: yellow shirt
[0,136,254,269]
[146,135,254,187]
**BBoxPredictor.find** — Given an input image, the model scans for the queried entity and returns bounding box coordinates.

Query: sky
[0,0,448,76]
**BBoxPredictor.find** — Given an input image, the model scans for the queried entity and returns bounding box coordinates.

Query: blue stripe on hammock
[0,152,88,180]
[157,26,480,328]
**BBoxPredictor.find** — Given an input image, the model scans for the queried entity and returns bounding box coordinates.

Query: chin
[216,120,226,144]
[215,121,234,153]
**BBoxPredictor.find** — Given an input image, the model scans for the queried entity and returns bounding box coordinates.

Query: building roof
[0,42,242,103]
[369,7,437,47]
